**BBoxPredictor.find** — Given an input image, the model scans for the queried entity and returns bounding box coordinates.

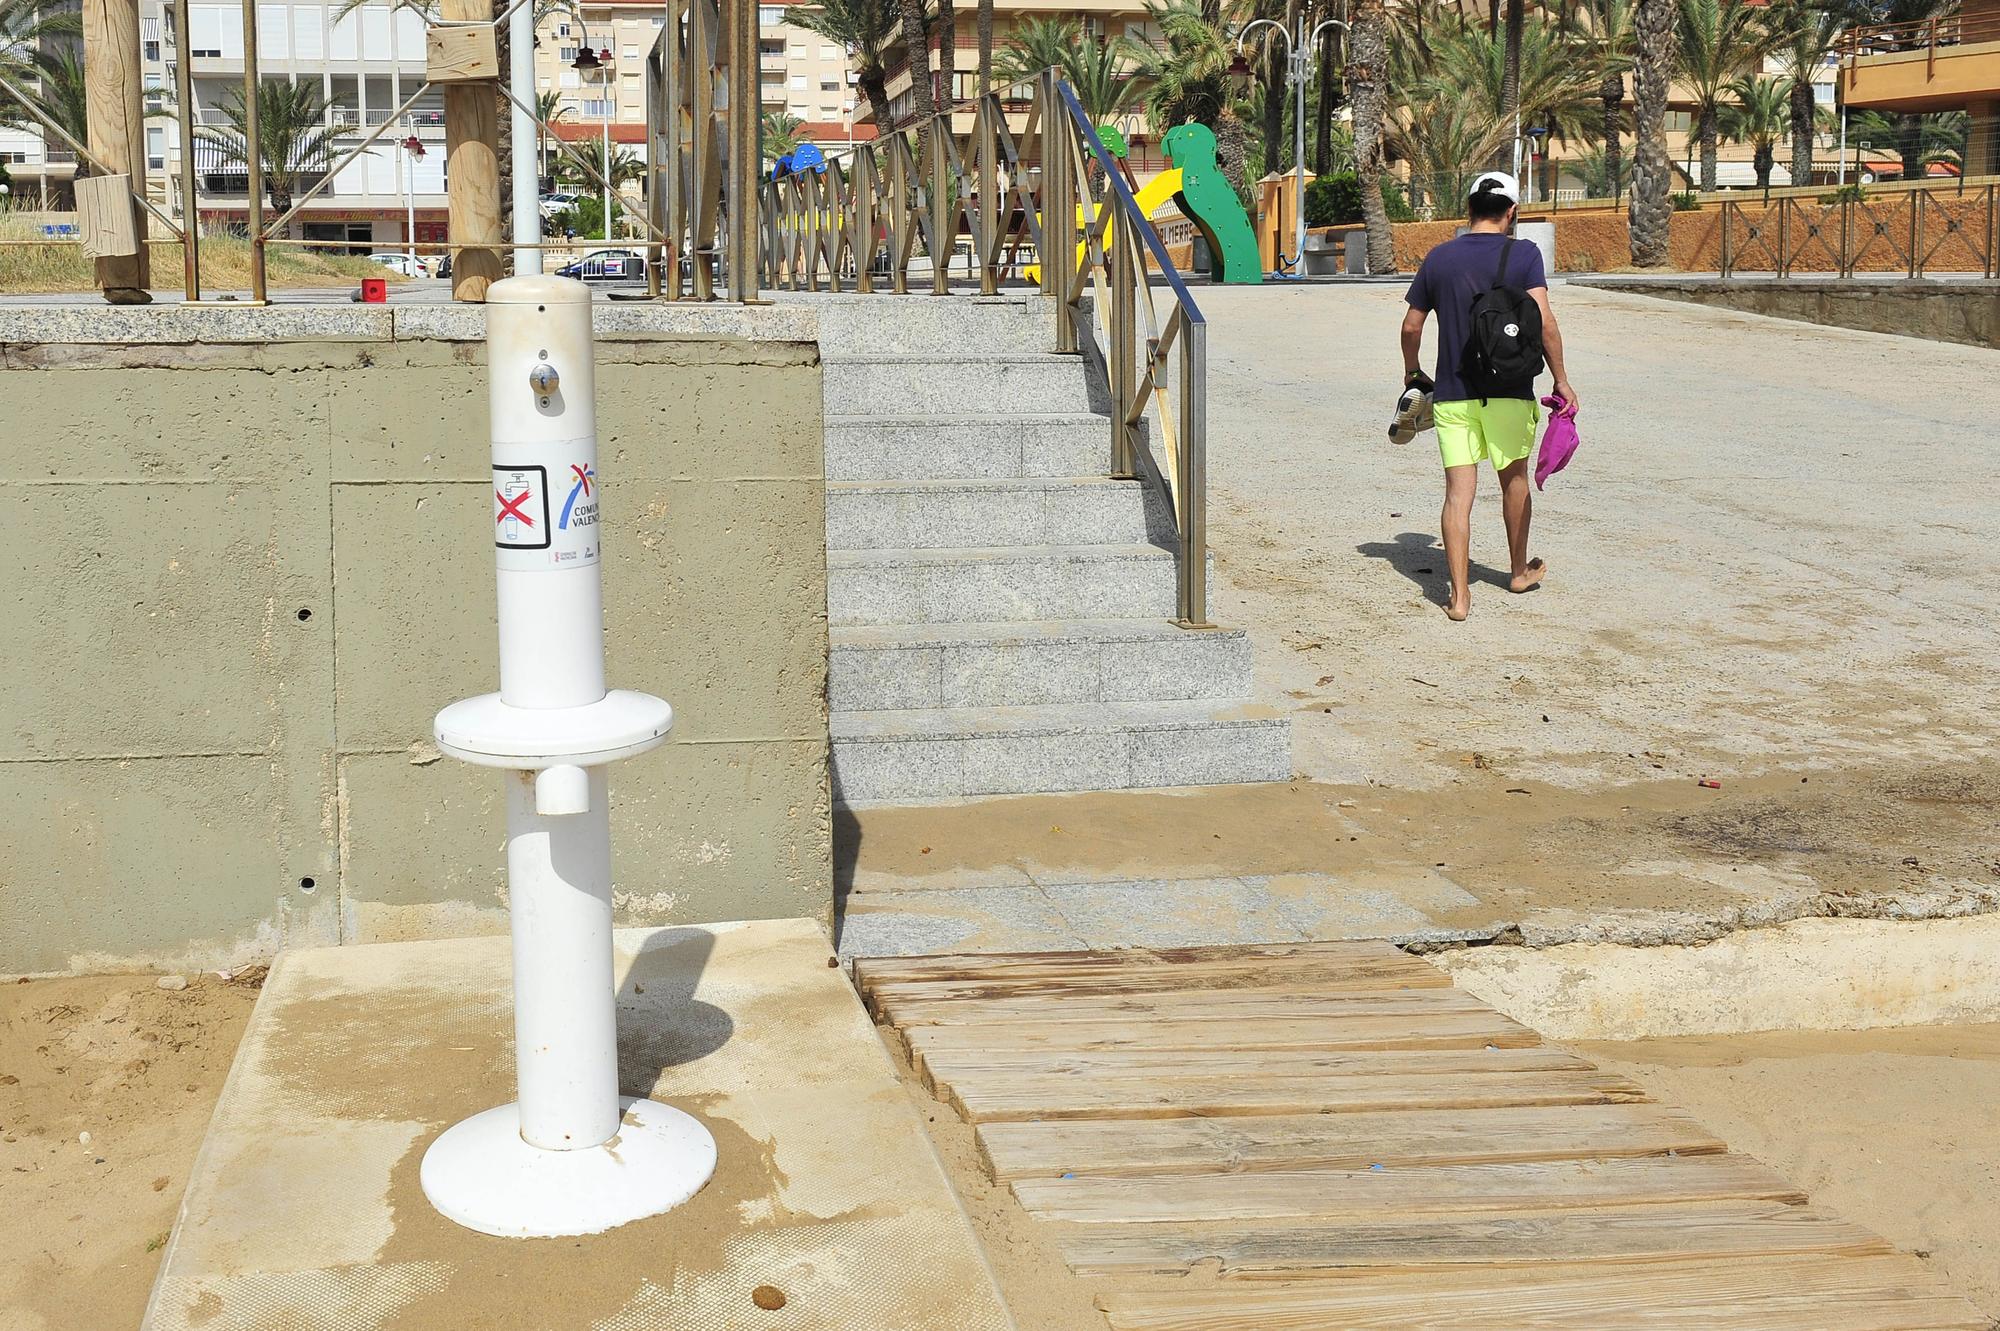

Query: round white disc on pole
[419,1097,718,1239]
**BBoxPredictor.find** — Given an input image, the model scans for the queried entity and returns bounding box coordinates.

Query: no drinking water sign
[494,455,599,570]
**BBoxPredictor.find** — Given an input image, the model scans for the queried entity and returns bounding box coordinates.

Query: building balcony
[1838,9,2000,111]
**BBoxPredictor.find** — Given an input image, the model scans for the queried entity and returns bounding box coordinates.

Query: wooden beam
[427,24,500,82]
[441,0,503,300]
[80,0,151,300]
[75,174,140,258]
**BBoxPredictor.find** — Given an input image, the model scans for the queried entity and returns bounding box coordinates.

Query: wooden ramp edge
[854,940,1987,1331]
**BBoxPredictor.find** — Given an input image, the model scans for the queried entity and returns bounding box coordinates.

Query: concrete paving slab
[1039,877,1309,949]
[140,919,1014,1331]
[837,887,1088,958]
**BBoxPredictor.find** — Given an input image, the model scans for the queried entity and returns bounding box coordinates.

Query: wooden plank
[952,1067,1649,1124]
[1052,1201,1892,1278]
[74,174,140,258]
[1095,1254,1988,1330]
[927,1044,1587,1091]
[883,987,1491,1030]
[425,22,499,81]
[906,1010,1542,1061]
[1010,1153,1807,1224]
[932,1047,1601,1122]
[853,938,1421,982]
[976,1103,1728,1181]
[861,956,1453,1012]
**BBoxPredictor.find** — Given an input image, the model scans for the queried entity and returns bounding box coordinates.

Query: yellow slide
[1025,168,1184,283]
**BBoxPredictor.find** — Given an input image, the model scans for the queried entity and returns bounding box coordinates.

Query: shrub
[1671,190,1702,212]
[1305,172,1418,228]
[1817,183,1866,205]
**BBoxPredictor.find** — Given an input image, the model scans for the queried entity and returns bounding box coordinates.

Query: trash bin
[1514,220,1556,275]
[1302,231,1340,277]
[1191,235,1211,275]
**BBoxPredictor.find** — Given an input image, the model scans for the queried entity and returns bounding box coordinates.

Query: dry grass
[0,213,407,294]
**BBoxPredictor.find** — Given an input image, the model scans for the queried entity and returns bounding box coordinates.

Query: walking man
[1400,171,1578,621]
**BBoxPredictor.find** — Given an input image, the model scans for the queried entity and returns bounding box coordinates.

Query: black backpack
[1459,236,1544,400]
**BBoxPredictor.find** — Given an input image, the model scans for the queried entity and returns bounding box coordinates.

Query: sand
[0,972,261,1331]
[1583,1023,2000,1320]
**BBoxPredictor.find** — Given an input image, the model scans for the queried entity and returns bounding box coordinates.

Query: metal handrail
[1718,182,1997,279]
[756,72,1211,626]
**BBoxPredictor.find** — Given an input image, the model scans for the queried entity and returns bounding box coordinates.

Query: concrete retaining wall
[0,303,832,974]
[1573,277,2000,349]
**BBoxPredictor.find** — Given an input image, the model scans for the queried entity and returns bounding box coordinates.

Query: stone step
[824,413,1113,483]
[830,619,1253,711]
[823,354,1100,417]
[828,543,1199,626]
[830,700,1293,804]
[804,293,1056,356]
[825,477,1158,552]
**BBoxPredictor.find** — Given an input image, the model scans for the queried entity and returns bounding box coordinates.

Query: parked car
[366,252,429,278]
[433,250,451,280]
[539,192,581,217]
[556,248,646,282]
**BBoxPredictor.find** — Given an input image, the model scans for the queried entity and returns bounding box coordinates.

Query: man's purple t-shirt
[1404,233,1547,403]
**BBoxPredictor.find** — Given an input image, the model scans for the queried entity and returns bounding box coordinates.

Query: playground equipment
[1027,122,1261,285]
[420,275,717,1238]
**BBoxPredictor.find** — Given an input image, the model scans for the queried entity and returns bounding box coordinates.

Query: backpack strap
[1492,235,1516,290]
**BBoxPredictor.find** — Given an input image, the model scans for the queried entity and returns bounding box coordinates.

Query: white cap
[1468,171,1519,206]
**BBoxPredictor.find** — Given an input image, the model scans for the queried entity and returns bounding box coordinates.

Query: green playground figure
[1161,122,1262,285]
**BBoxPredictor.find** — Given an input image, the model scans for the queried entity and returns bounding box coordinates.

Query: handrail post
[1909,187,1920,278]
[855,147,877,293]
[1044,71,1077,353]
[1720,200,1733,276]
[1110,225,1137,479]
[928,109,951,294]
[1179,319,1209,627]
[726,0,758,301]
[976,94,999,294]
[1777,198,1788,276]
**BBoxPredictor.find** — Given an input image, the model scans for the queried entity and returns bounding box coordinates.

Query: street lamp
[1237,14,1346,277]
[401,134,425,274]
[1523,125,1547,205]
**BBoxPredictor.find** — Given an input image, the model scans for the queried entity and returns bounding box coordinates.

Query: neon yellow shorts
[1435,398,1540,471]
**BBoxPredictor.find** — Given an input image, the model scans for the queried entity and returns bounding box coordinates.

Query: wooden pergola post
[441,0,504,300]
[80,0,151,302]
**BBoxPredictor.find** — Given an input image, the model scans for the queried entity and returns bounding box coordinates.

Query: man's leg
[1441,464,1477,621]
[1497,457,1545,592]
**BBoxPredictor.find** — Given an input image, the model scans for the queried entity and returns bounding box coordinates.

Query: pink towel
[1535,394,1580,491]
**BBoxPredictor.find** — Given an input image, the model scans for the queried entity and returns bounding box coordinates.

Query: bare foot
[1444,593,1470,622]
[1509,558,1547,593]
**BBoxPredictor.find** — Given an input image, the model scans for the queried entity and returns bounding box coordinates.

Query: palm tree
[1628,0,1673,264]
[995,14,1079,83]
[1568,0,1634,200]
[0,0,74,94]
[937,0,956,112]
[1121,0,1249,192]
[1418,15,1607,152]
[1767,0,1842,189]
[785,0,896,125]
[1500,0,1525,167]
[1674,0,1773,190]
[1347,0,1393,270]
[535,90,569,192]
[1720,73,1786,187]
[897,0,936,133]
[11,47,88,174]
[198,79,352,228]
[1851,107,1964,179]
[1069,36,1141,125]
[762,111,805,166]
[1313,0,1342,173]
[976,0,994,97]
[556,136,645,191]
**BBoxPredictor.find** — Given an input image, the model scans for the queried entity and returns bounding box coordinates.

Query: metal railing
[757,72,1211,627]
[1839,9,2000,61]
[642,0,758,303]
[1719,182,1997,277]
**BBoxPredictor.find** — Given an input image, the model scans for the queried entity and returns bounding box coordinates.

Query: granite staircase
[811,293,1290,804]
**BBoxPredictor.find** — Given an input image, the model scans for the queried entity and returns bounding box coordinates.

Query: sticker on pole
[494,459,600,571]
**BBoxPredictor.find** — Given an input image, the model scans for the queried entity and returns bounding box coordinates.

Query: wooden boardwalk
[855,940,1988,1331]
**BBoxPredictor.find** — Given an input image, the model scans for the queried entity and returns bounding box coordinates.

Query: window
[1813,83,1835,103]
[820,79,838,90]
[192,45,221,56]
[1665,110,1692,133]
[789,43,804,55]
[538,75,550,87]
[759,6,783,23]
[557,21,569,35]
[789,73,805,88]
[147,126,165,170]
[561,70,580,88]
[559,44,577,61]
[582,97,611,116]
[621,44,636,57]
[143,39,160,60]
[820,44,836,58]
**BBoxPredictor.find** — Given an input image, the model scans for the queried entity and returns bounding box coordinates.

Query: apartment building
[137,0,450,249]
[1839,0,2000,180]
